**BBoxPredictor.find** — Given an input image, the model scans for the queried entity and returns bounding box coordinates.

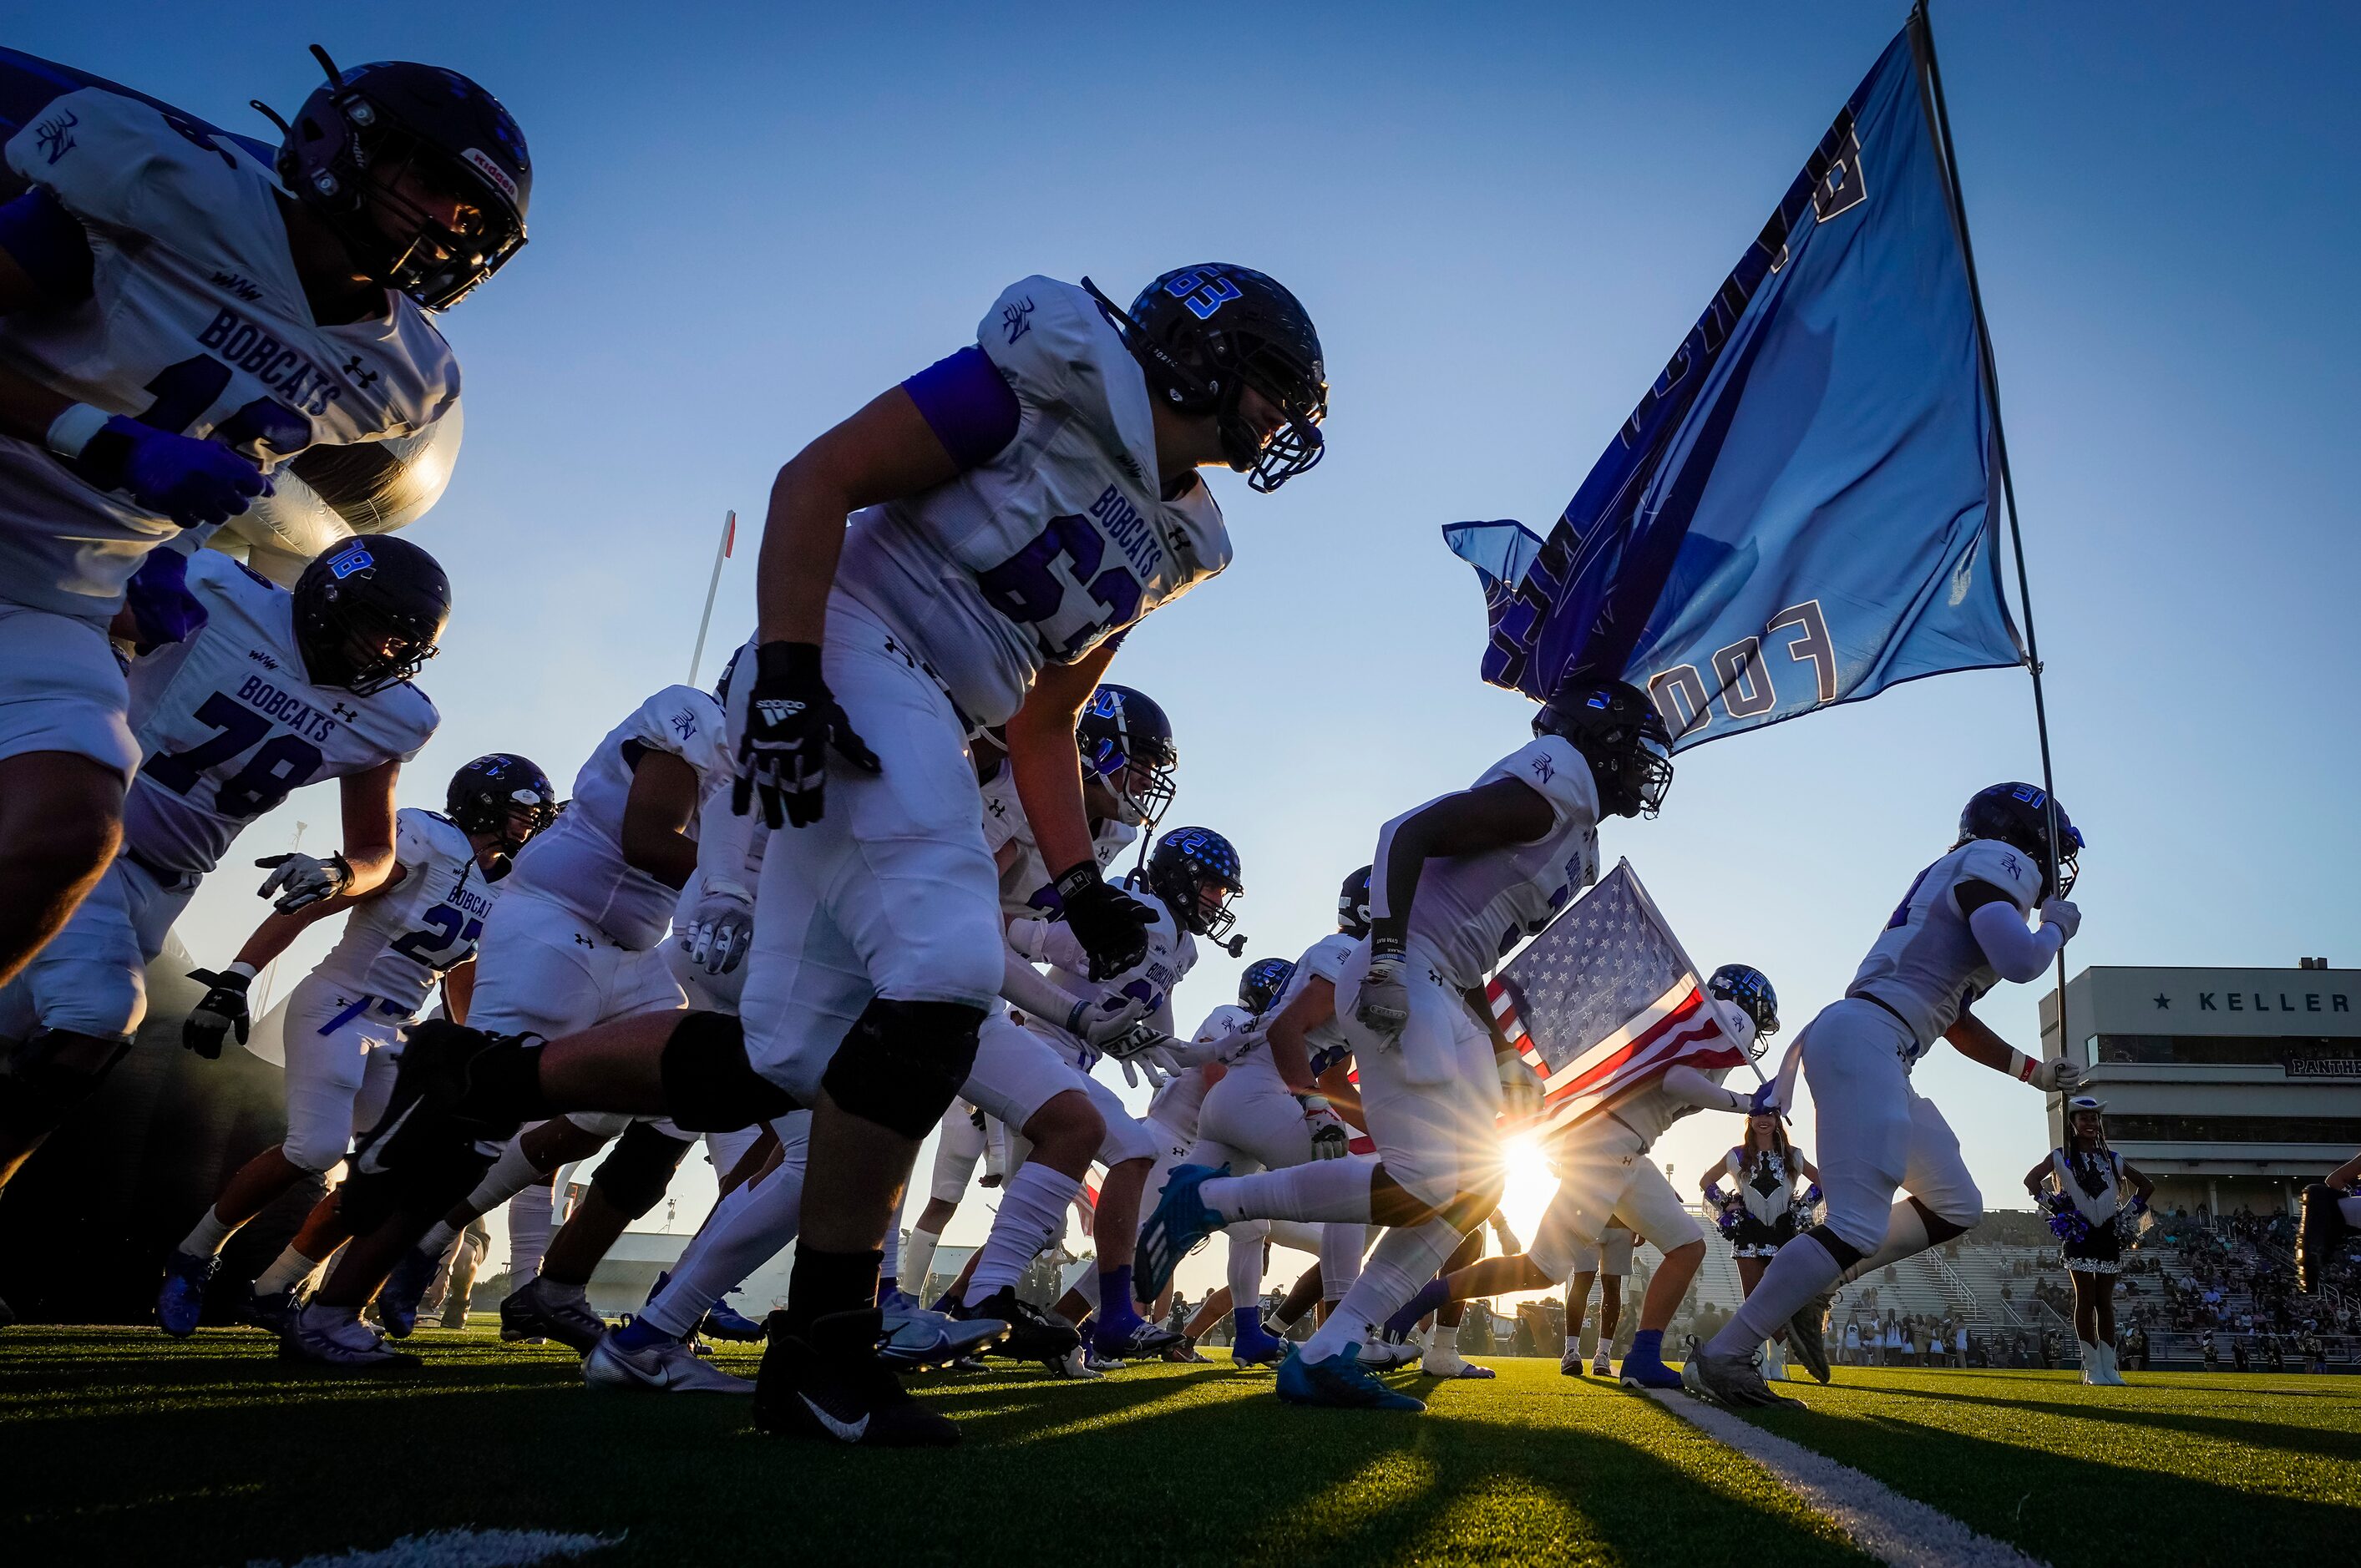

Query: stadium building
[2041,961,2361,1216]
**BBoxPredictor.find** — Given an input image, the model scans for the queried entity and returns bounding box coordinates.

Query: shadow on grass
[1813,1377,2361,1465]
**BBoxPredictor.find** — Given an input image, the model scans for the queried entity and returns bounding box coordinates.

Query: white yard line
[250,1527,624,1568]
[1641,1388,2047,1568]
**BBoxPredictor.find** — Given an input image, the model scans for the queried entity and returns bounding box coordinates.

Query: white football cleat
[585,1329,753,1393]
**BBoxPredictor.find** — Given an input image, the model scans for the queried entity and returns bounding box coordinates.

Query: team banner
[1488,860,1750,1134]
[1445,15,2023,751]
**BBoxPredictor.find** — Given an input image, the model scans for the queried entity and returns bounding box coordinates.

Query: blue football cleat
[1617,1353,1685,1389]
[703,1297,767,1343]
[243,1286,299,1337]
[1093,1314,1184,1362]
[1275,1343,1426,1412]
[1230,1312,1289,1368]
[156,1249,219,1338]
[1133,1163,1229,1301]
[378,1246,440,1338]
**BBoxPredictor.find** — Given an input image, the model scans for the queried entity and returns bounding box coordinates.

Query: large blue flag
[1446,15,2022,750]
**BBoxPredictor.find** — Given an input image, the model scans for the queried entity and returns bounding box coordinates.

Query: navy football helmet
[293,535,450,694]
[274,46,529,311]
[1533,675,1674,819]
[1339,865,1373,938]
[1077,685,1178,827]
[447,753,557,856]
[1082,265,1326,493]
[1705,964,1780,1057]
[1958,782,2083,898]
[1239,957,1295,1015]
[1146,826,1244,943]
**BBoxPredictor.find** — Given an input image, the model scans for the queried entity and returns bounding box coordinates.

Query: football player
[2298,1151,2361,1296]
[343,263,1325,1441]
[1137,677,1669,1411]
[155,752,555,1334]
[1688,784,2086,1408]
[1376,963,1776,1389]
[0,536,447,1193]
[0,48,524,994]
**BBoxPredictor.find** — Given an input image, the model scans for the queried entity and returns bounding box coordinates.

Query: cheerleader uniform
[1723,1146,1805,1258]
[2048,1146,2125,1273]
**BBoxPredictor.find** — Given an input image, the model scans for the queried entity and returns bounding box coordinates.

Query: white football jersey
[305,807,497,1016]
[1847,838,2044,1061]
[508,685,731,949]
[0,89,459,623]
[1145,1065,1215,1142]
[1271,932,1360,1078]
[1192,1003,1255,1044]
[1028,893,1197,1071]
[1400,735,1601,990]
[119,549,437,879]
[835,277,1232,726]
[1602,998,1751,1146]
[979,760,1137,919]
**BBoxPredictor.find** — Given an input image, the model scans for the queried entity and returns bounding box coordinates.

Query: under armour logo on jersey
[755,698,805,724]
[340,354,381,389]
[573,933,594,948]
[1001,297,1036,344]
[332,701,359,721]
[33,111,76,164]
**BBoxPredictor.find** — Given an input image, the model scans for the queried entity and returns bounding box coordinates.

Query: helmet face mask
[1533,677,1675,819]
[447,752,556,859]
[1705,964,1779,1059]
[1338,865,1373,938]
[1077,685,1177,828]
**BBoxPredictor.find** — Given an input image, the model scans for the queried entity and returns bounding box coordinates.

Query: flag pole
[687,509,735,686]
[1914,1,2074,1075]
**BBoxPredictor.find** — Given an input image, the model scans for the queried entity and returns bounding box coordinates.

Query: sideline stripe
[250,1528,625,1568]
[1641,1389,2046,1568]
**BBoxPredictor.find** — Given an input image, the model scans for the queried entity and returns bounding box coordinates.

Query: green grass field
[3,1325,2354,1566]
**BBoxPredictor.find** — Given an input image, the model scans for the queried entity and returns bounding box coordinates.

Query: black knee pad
[821,1000,983,1140]
[1803,1223,1866,1272]
[659,1010,800,1132]
[1908,1195,1975,1247]
[590,1120,694,1219]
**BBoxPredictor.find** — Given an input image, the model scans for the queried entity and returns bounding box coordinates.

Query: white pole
[688,510,735,686]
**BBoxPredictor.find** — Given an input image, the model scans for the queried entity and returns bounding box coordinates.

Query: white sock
[646,1154,807,1338]
[1711,1232,1843,1355]
[900,1226,944,1301]
[965,1165,1079,1306]
[504,1181,556,1282]
[254,1244,324,1297]
[473,1135,555,1216]
[1203,1156,1376,1224]
[881,1182,907,1285]
[1320,1222,1365,1301]
[180,1205,237,1257]
[1836,1201,1937,1285]
[1226,1222,1269,1312]
[414,1220,462,1261]
[1305,1214,1461,1363]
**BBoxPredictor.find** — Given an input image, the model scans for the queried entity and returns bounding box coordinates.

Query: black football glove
[184,966,254,1059]
[1054,863,1155,980]
[732,640,879,829]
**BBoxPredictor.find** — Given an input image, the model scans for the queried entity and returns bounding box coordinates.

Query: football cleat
[878,1297,1006,1369]
[1685,1336,1801,1409]
[585,1328,753,1393]
[1561,1348,1587,1378]
[1618,1352,1685,1390]
[1591,1350,1614,1378]
[377,1246,440,1339]
[1082,1345,1128,1374]
[1359,1334,1422,1372]
[1133,1162,1229,1301]
[1420,1339,1496,1380]
[1229,1313,1289,1368]
[1274,1344,1426,1412]
[243,1287,299,1338]
[281,1313,419,1371]
[2298,1184,2349,1295]
[1045,1343,1103,1380]
[1786,1296,1834,1383]
[156,1249,220,1338]
[752,1310,959,1448]
[952,1286,1078,1362]
[1092,1314,1184,1362]
[703,1298,768,1343]
[500,1277,607,1354]
[1164,1341,1212,1364]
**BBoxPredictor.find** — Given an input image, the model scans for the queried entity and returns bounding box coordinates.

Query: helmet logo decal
[1163,271,1243,321]
[461,147,517,202]
[327,543,375,579]
[1001,297,1035,344]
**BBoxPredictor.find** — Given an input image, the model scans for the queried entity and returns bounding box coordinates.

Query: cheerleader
[2022,1095,2153,1386]
[1701,1108,1821,1380]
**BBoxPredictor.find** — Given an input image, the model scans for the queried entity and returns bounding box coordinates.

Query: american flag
[1487,860,1749,1134]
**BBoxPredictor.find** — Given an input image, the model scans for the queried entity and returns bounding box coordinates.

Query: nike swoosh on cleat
[799,1393,869,1443]
[352,1102,418,1174]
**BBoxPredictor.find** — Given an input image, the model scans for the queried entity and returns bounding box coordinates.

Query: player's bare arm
[1006,646,1121,898]
[1265,977,1332,1094]
[440,955,477,1026]
[617,749,703,888]
[1943,1007,2079,1090]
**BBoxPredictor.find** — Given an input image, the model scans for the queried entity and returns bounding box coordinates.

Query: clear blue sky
[30,3,2359,1274]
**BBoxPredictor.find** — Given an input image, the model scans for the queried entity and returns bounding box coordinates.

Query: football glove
[52,406,271,530]
[1103,1020,1183,1089]
[1747,1080,1784,1118]
[1354,938,1411,1047]
[1054,866,1155,980]
[2029,1056,2085,1093]
[256,851,353,913]
[679,878,756,975]
[1497,1052,1542,1120]
[2039,898,2082,942]
[732,640,879,829]
[1300,1095,1350,1160]
[1068,989,1151,1050]
[183,964,256,1058]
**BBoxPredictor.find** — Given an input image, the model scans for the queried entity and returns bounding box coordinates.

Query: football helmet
[1082,265,1326,493]
[447,753,557,856]
[1705,964,1779,1056]
[1533,675,1674,819]
[274,46,529,311]
[1145,827,1244,943]
[1338,865,1373,938]
[1958,782,2083,898]
[1239,957,1295,1015]
[1077,685,1178,827]
[292,535,450,694]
